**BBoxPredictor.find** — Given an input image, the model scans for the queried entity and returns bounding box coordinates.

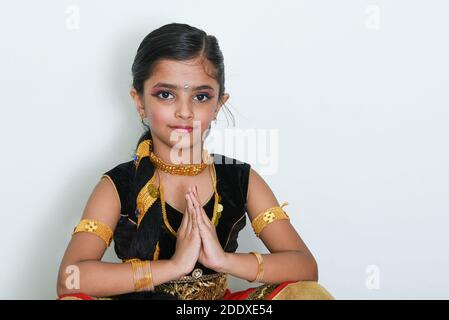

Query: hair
[113,23,233,284]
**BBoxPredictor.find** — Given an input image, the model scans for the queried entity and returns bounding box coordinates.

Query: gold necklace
[148,139,212,176]
[158,164,223,237]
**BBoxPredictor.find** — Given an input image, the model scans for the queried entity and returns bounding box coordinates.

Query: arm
[56,177,185,298]
[217,168,319,284]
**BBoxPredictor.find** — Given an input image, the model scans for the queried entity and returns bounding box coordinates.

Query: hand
[170,189,202,277]
[188,185,228,272]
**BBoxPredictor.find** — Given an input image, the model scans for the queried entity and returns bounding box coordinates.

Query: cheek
[150,109,171,128]
[199,117,213,133]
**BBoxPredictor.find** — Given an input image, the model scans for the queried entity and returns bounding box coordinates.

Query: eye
[152,91,174,100]
[194,93,213,103]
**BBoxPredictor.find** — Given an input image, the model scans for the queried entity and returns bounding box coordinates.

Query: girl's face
[131,57,229,150]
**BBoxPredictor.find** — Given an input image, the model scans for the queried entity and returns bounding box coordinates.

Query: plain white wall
[0,0,448,299]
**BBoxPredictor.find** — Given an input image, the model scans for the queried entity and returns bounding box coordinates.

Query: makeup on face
[150,82,215,98]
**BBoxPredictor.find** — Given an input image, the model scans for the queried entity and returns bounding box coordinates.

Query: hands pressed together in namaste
[171,185,227,276]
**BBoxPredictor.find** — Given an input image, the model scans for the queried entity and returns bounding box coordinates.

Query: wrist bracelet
[128,258,154,292]
[248,251,264,283]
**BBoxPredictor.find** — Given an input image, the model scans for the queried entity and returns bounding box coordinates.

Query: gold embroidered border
[245,283,278,300]
[154,273,228,300]
[136,173,159,226]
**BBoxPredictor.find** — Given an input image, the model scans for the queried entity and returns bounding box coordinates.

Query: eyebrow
[152,82,215,91]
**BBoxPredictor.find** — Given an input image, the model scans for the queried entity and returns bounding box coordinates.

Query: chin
[167,134,203,149]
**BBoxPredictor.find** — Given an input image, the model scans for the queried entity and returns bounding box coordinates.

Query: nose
[175,98,194,120]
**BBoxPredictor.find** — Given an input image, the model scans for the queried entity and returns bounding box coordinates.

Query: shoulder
[100,159,135,214]
[211,153,251,205]
[211,153,251,173]
[102,159,135,179]
[210,153,278,219]
[101,159,135,186]
[77,160,134,233]
[246,167,279,221]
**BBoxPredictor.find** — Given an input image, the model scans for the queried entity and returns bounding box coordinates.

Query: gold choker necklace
[148,139,212,176]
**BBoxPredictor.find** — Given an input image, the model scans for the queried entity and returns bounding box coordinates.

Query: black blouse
[102,153,251,277]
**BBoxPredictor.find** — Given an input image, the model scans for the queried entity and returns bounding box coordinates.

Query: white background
[0,0,448,299]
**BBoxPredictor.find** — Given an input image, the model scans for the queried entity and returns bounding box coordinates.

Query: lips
[170,125,193,133]
[171,125,193,129]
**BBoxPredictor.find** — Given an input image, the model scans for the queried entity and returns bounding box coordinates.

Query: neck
[151,137,205,165]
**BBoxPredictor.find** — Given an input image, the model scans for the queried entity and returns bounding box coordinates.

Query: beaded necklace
[148,139,212,176]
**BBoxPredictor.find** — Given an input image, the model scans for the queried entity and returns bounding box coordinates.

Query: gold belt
[154,272,228,300]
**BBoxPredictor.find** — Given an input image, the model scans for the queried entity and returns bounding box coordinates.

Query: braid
[130,130,164,260]
[113,130,163,261]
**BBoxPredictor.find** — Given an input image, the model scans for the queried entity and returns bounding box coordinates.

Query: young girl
[57,23,334,300]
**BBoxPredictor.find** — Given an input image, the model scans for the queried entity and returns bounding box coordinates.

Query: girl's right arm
[56,177,186,298]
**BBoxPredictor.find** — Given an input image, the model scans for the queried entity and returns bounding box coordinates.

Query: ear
[215,93,229,118]
[130,87,146,118]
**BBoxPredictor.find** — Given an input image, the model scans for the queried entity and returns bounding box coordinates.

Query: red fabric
[222,281,295,300]
[57,293,95,300]
[222,288,255,300]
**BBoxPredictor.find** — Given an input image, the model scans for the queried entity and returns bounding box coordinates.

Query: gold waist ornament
[153,272,228,300]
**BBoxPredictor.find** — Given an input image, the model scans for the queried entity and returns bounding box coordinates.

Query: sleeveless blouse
[102,153,251,277]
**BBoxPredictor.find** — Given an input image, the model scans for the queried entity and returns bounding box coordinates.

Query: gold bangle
[248,252,264,283]
[128,259,154,292]
[251,202,290,238]
[72,219,113,247]
[147,260,155,291]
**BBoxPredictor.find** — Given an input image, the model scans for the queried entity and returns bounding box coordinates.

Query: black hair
[114,23,233,273]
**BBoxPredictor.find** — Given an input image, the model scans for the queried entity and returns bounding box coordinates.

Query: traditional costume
[59,137,334,300]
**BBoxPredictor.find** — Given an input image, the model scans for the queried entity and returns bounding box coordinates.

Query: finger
[185,193,194,234]
[195,202,212,237]
[192,192,202,209]
[193,185,201,203]
[193,188,211,226]
[196,208,208,234]
[197,219,213,245]
[188,191,198,230]
[190,194,198,232]
[178,193,190,234]
[188,187,212,228]
[190,194,201,238]
[195,199,212,227]
[198,208,210,232]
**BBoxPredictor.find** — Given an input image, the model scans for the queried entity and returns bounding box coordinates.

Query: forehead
[147,57,217,87]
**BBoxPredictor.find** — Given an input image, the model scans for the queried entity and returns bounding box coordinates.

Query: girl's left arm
[217,168,319,284]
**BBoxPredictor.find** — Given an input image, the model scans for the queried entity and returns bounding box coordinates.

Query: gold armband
[251,202,290,237]
[72,219,113,247]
